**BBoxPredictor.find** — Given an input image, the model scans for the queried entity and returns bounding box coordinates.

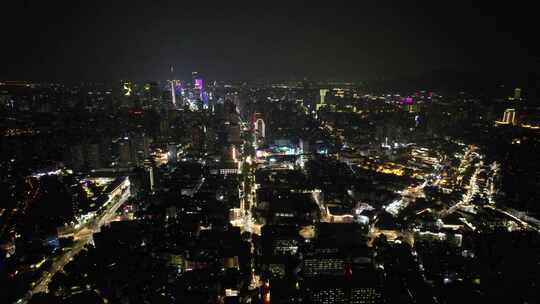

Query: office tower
[194,78,204,90]
[160,117,170,139]
[299,138,310,154]
[143,159,157,192]
[170,67,184,108]
[119,139,132,168]
[499,108,518,125]
[320,89,329,104]
[303,278,382,304]
[514,88,522,100]
[149,82,160,100]
[192,72,203,87]
[149,166,155,192]
[256,119,265,139]
[147,164,155,192]
[227,125,242,145]
[317,89,330,111]
[118,81,134,108]
[299,138,310,167]
[122,82,132,97]
[167,143,177,164]
[71,144,85,171]
[131,133,152,166]
[170,80,176,107]
[86,143,102,169]
[254,113,266,139]
[142,135,152,158]
[192,72,207,108]
[303,256,345,277]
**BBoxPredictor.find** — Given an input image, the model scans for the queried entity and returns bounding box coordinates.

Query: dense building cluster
[1,78,539,304]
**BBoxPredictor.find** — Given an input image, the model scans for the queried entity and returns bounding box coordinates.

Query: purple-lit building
[175,83,183,95]
[194,77,208,108]
[194,78,204,90]
[400,96,414,105]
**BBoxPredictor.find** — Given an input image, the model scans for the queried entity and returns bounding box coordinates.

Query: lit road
[384,163,443,217]
[443,162,482,217]
[484,205,540,233]
[20,187,131,303]
[233,119,263,291]
[230,118,260,235]
[436,146,482,217]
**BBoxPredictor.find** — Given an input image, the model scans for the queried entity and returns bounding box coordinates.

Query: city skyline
[1,3,539,304]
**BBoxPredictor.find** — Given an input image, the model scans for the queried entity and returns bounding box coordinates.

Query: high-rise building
[167,143,177,164]
[71,144,85,171]
[131,133,153,166]
[316,89,330,111]
[147,165,156,192]
[254,113,266,139]
[514,88,522,100]
[170,80,176,107]
[194,78,204,90]
[192,72,207,108]
[497,108,518,126]
[143,159,157,192]
[303,278,382,304]
[149,82,160,100]
[119,139,132,168]
[227,125,242,145]
[303,251,345,277]
[300,138,310,154]
[169,67,184,108]
[169,81,183,109]
[299,138,310,167]
[160,118,170,139]
[122,82,132,97]
[255,119,265,138]
[86,143,102,169]
[320,89,329,104]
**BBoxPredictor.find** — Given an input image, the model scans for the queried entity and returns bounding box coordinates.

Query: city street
[20,185,131,303]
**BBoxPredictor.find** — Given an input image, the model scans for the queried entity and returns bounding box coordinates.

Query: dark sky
[1,1,538,81]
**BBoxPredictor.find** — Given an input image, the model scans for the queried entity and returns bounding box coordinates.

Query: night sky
[2,1,538,81]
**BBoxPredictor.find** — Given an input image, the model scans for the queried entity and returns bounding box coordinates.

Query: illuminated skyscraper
[169,66,178,108]
[497,108,518,126]
[194,78,204,90]
[170,80,176,107]
[192,72,207,108]
[143,160,156,192]
[123,82,132,96]
[119,139,132,168]
[317,89,329,111]
[254,113,266,139]
[168,143,177,164]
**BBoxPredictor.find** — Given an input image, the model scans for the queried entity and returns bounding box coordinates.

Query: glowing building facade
[254,113,266,139]
[317,89,329,111]
[170,80,176,107]
[496,108,517,126]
